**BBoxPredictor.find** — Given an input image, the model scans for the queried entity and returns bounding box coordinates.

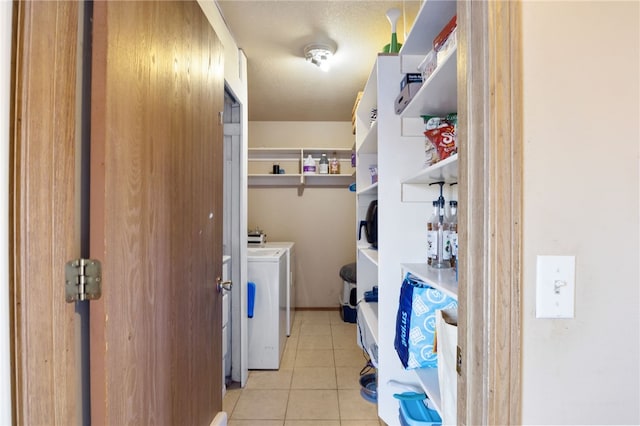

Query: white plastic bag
[436,308,458,425]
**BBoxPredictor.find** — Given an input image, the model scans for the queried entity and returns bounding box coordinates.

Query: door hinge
[456,345,462,376]
[65,259,102,302]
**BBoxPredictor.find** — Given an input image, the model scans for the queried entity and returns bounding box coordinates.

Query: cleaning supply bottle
[446,200,458,268]
[426,200,439,265]
[319,153,329,174]
[303,155,316,174]
[329,151,340,174]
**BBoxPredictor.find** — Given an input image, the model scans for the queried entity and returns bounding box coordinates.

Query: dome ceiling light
[304,43,335,72]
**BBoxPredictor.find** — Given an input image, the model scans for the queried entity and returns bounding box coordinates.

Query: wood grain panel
[11,1,80,424]
[90,2,223,424]
[457,0,523,424]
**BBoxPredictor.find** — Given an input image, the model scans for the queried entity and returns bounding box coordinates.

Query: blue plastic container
[247,281,256,318]
[341,304,357,323]
[398,398,442,426]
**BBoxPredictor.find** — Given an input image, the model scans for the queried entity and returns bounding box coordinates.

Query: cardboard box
[394,82,422,114]
[434,15,457,52]
[351,91,363,135]
[400,73,423,90]
[418,50,437,82]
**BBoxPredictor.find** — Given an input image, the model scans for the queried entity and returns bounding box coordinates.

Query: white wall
[248,121,356,308]
[0,1,12,424]
[521,2,639,424]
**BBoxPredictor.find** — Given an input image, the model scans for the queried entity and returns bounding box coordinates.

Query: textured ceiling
[216,0,420,121]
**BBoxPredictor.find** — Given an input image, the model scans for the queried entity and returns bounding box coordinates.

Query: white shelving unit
[248,147,355,192]
[354,1,458,424]
[354,55,390,377]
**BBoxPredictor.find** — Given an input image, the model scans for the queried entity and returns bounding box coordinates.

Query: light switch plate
[536,255,576,318]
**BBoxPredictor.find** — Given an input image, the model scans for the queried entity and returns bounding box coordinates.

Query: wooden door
[11,2,81,424]
[12,1,224,424]
[89,2,224,425]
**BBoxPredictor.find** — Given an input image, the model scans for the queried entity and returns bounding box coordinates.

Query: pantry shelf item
[329,152,340,174]
[318,153,329,174]
[385,8,401,53]
[303,154,316,175]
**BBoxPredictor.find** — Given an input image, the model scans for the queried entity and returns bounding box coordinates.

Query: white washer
[247,247,287,369]
[255,242,296,335]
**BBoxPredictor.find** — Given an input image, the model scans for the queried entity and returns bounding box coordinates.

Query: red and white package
[424,121,456,162]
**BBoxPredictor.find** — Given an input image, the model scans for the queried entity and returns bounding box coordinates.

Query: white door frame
[223,86,248,386]
[458,1,523,423]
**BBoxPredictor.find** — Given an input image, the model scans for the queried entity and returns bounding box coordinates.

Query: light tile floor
[224,310,385,426]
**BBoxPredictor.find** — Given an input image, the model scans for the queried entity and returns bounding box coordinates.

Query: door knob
[217,277,232,293]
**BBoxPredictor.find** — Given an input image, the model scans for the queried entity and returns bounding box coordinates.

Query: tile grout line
[284,332,297,425]
[329,321,342,424]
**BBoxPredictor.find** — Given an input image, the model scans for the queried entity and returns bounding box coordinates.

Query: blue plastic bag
[394,273,457,369]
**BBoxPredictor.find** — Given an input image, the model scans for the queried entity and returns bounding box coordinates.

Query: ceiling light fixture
[304,43,335,72]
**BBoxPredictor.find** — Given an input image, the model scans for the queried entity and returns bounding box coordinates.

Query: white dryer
[247,247,287,369]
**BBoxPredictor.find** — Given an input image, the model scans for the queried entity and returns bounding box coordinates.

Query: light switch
[536,255,575,318]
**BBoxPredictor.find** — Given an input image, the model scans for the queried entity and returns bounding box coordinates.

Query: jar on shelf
[329,152,340,174]
[319,153,329,174]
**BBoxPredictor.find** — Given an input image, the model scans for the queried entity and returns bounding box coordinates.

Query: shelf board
[400,0,457,56]
[359,246,379,266]
[357,120,378,154]
[413,368,442,416]
[356,182,378,196]
[248,148,301,161]
[401,263,458,300]
[304,174,355,187]
[248,174,303,187]
[401,154,458,185]
[400,48,458,118]
[356,301,379,366]
[248,173,354,189]
[400,154,458,202]
[356,60,378,125]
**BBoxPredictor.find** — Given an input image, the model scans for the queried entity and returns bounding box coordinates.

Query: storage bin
[339,262,357,323]
[340,304,357,323]
[342,281,357,307]
[398,398,442,426]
